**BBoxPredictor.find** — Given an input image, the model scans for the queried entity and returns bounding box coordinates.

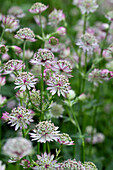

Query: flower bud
[67,90,76,100]
[78,93,87,101]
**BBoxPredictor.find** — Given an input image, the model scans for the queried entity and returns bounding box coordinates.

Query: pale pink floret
[47,73,70,97]
[0,76,6,86]
[1,112,9,122]
[0,95,7,105]
[29,121,60,143]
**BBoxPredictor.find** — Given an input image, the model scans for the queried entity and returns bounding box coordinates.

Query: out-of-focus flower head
[78,93,87,102]
[86,125,97,135]
[34,15,46,28]
[8,6,25,18]
[29,121,60,143]
[15,72,38,91]
[3,137,33,161]
[4,59,25,74]
[0,95,7,105]
[45,42,65,53]
[30,48,54,66]
[73,0,98,14]
[47,73,70,97]
[67,90,76,100]
[7,106,34,131]
[33,152,59,170]
[20,159,30,169]
[19,49,34,60]
[29,2,48,14]
[0,76,6,86]
[2,53,10,61]
[51,60,72,78]
[50,102,64,118]
[1,112,9,122]
[58,133,74,145]
[48,9,65,27]
[86,133,105,144]
[30,88,40,106]
[14,28,36,42]
[0,161,5,170]
[105,11,113,22]
[1,15,20,32]
[76,33,98,54]
[11,46,22,55]
[56,27,66,36]
[0,45,8,54]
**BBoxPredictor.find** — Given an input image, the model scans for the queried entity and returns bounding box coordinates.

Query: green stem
[83,13,87,34]
[47,142,50,153]
[43,143,46,153]
[37,142,40,154]
[0,29,5,43]
[22,40,26,71]
[82,52,87,93]
[39,13,45,40]
[40,65,44,120]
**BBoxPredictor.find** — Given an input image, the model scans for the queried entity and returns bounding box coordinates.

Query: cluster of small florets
[29,121,60,143]
[15,72,38,91]
[33,152,59,170]
[14,28,36,42]
[0,45,8,54]
[83,162,98,170]
[31,48,54,66]
[4,59,25,74]
[58,133,74,145]
[51,60,72,78]
[48,9,65,26]
[29,2,48,14]
[7,106,34,131]
[8,6,25,18]
[3,137,33,161]
[76,33,98,54]
[88,69,113,86]
[1,15,20,32]
[30,89,40,106]
[73,0,98,14]
[50,102,64,118]
[47,73,70,97]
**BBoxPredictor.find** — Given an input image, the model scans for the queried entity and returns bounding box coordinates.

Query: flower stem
[22,40,26,71]
[37,142,40,154]
[47,142,50,153]
[83,13,87,34]
[0,28,5,43]
[39,13,45,40]
[40,65,44,120]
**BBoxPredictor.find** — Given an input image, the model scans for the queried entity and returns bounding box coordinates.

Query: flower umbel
[29,2,48,14]
[7,106,34,131]
[8,6,25,18]
[58,133,74,145]
[29,121,60,143]
[50,102,64,118]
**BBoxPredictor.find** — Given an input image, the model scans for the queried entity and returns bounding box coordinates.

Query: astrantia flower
[58,159,85,170]
[30,89,40,106]
[76,33,98,54]
[51,60,72,78]
[1,112,9,122]
[48,9,65,27]
[29,121,60,143]
[0,161,5,170]
[67,90,76,100]
[105,11,113,21]
[49,37,59,46]
[50,102,64,118]
[58,133,74,145]
[33,152,59,170]
[0,76,6,86]
[11,46,22,55]
[20,159,30,169]
[15,72,38,91]
[3,137,33,161]
[47,74,70,97]
[34,15,46,28]
[1,15,19,32]
[86,133,105,144]
[7,106,34,131]
[4,59,25,74]
[83,162,98,170]
[8,6,25,18]
[56,27,66,36]
[30,48,54,66]
[14,28,36,42]
[29,2,48,14]
[0,95,7,105]
[0,45,8,54]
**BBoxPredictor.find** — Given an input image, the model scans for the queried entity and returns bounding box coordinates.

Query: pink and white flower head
[14,28,36,42]
[47,73,70,97]
[7,106,34,131]
[1,112,9,122]
[4,59,25,74]
[56,27,66,36]
[15,72,38,91]
[59,159,85,169]
[103,49,112,61]
[51,60,72,78]
[20,159,30,169]
[76,33,98,54]
[0,76,6,86]
[1,15,20,32]
[33,152,59,169]
[48,9,65,27]
[30,48,54,66]
[59,47,70,59]
[0,95,7,105]
[19,50,34,60]
[34,15,46,28]
[50,102,64,118]
[29,121,60,143]
[29,2,48,14]
[2,53,10,61]
[58,133,74,145]
[8,6,25,18]
[3,137,33,161]
[0,45,8,54]
[100,69,113,80]
[86,133,105,144]
[105,11,113,22]
[0,161,5,170]
[11,46,22,55]
[84,162,97,169]
[74,0,99,14]
[49,37,59,46]
[30,89,40,106]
